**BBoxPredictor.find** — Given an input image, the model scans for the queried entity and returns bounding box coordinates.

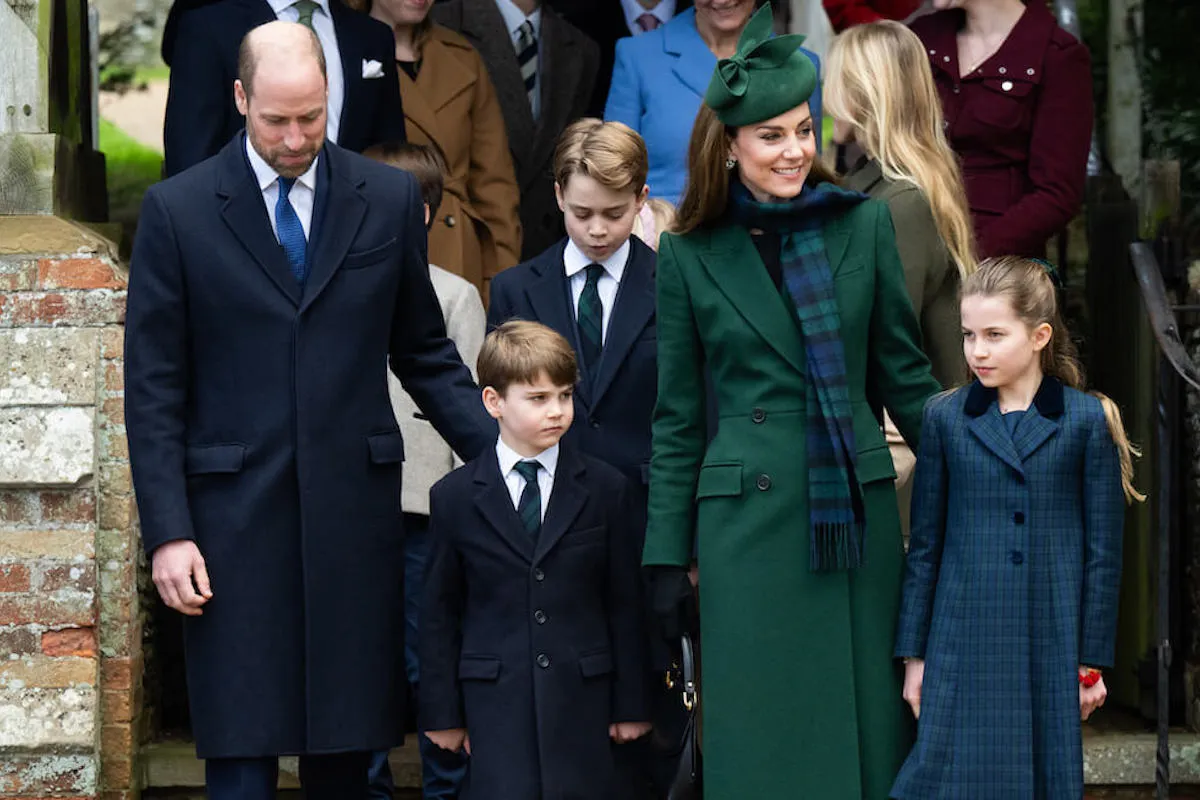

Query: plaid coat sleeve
[894,392,951,659]
[1079,404,1125,668]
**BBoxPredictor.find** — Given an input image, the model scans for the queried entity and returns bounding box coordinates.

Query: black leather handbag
[667,633,701,800]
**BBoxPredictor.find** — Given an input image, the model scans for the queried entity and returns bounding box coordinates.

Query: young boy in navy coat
[420,320,651,800]
[488,118,686,799]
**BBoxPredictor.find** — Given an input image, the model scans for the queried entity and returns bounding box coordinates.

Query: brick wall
[0,217,137,800]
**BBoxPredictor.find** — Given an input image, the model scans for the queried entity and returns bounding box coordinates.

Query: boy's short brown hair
[362,140,449,225]
[478,320,579,395]
[553,118,649,195]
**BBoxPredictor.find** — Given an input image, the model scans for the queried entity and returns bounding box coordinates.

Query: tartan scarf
[731,180,868,572]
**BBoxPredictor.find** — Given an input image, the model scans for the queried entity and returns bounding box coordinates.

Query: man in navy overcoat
[125,22,492,798]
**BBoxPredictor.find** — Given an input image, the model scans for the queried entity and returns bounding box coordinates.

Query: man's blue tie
[275,177,308,285]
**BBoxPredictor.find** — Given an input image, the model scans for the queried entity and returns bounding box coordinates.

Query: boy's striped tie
[515,20,539,119]
[576,264,604,373]
[514,460,542,540]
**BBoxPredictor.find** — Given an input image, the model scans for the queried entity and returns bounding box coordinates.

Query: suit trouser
[205,752,370,799]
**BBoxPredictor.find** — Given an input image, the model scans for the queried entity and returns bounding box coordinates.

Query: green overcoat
[645,198,942,798]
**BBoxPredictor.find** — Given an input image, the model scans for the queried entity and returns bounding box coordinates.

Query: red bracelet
[1079,668,1102,688]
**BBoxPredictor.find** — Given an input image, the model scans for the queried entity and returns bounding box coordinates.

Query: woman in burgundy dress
[911,0,1093,259]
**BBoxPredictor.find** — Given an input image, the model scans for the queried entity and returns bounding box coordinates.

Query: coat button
[1002,80,1013,91]
[953,85,960,94]
[444,214,457,228]
[536,653,551,668]
[1010,551,1024,565]
[534,609,547,624]
[751,407,766,423]
[998,66,1007,74]
[756,474,772,491]
[1013,511,1025,524]
[533,568,545,582]
[590,420,600,430]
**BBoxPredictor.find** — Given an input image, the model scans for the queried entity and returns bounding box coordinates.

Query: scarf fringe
[810,521,864,573]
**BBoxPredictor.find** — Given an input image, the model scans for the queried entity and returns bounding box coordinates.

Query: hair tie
[1031,257,1065,290]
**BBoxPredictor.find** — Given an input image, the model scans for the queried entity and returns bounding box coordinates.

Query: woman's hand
[648,566,697,641]
[1080,673,1108,721]
[610,721,653,743]
[903,658,924,720]
[426,728,469,753]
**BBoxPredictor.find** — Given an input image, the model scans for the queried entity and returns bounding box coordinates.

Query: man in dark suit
[126,23,493,799]
[431,0,599,262]
[545,0,692,117]
[161,0,406,176]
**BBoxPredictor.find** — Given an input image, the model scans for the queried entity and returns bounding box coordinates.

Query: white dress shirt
[494,0,542,120]
[620,0,676,35]
[564,238,631,344]
[246,136,319,242]
[267,0,345,144]
[496,437,559,523]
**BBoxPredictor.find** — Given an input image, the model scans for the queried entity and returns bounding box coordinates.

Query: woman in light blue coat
[604,1,822,203]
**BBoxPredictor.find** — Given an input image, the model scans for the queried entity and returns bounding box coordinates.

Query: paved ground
[99,79,168,153]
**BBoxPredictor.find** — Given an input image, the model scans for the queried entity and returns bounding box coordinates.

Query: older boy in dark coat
[420,321,650,800]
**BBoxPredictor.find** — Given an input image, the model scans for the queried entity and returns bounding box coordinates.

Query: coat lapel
[822,199,856,278]
[1014,377,1065,461]
[699,225,805,375]
[300,145,367,314]
[532,8,585,159]
[591,241,655,408]
[663,9,714,100]
[472,448,535,562]
[216,135,301,307]
[400,69,442,145]
[533,449,588,564]
[965,405,1025,478]
[526,247,593,407]
[961,379,1068,477]
[329,2,367,146]
[420,34,476,114]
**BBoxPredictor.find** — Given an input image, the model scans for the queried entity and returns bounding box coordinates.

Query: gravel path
[99,79,168,153]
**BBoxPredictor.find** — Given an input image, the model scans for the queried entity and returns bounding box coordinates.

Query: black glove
[648,566,697,643]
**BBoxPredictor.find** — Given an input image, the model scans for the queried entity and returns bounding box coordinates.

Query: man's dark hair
[362,141,450,228]
[237,24,327,98]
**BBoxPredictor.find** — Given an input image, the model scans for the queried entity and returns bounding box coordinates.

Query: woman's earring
[725,157,736,171]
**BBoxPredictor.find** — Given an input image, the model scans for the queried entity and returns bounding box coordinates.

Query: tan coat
[403,25,523,293]
[387,265,486,515]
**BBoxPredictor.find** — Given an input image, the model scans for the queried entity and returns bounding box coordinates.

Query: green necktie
[576,264,604,372]
[292,0,319,29]
[514,460,542,540]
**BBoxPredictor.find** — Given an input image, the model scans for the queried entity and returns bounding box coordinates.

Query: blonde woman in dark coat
[826,20,977,529]
[356,0,523,296]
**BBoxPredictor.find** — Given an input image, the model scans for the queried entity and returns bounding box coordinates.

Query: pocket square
[362,59,384,79]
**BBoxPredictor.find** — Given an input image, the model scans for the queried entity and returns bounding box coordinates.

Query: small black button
[751,407,766,424]
[536,653,550,668]
[534,610,547,624]
[756,474,772,491]
[1010,551,1024,565]
[533,568,545,582]
[590,420,600,430]
[1013,511,1025,524]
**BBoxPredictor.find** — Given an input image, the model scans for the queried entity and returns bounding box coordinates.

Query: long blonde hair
[825,21,977,278]
[962,257,1145,503]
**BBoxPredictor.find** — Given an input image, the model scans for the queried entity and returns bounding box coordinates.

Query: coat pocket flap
[342,238,396,269]
[367,431,406,464]
[855,446,897,485]
[695,463,743,499]
[578,650,613,678]
[185,444,246,475]
[458,655,501,680]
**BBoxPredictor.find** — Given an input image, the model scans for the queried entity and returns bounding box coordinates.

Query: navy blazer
[420,444,649,800]
[162,0,406,177]
[125,135,494,757]
[487,237,657,497]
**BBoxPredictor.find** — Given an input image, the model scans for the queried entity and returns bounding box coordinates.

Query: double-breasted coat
[125,136,495,757]
[399,25,523,292]
[911,3,1093,258]
[644,198,942,798]
[432,0,599,261]
[892,379,1125,799]
[419,445,649,799]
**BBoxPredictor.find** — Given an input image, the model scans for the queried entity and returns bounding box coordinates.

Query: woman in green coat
[644,5,943,797]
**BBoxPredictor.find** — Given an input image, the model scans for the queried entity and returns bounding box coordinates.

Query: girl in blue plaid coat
[892,256,1144,800]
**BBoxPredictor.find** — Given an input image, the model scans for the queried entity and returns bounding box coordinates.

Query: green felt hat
[703,3,817,127]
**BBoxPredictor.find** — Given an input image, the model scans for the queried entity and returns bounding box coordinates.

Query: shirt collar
[245,135,320,195]
[494,0,541,37]
[563,238,631,283]
[621,0,675,30]
[267,0,330,16]
[496,436,559,479]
